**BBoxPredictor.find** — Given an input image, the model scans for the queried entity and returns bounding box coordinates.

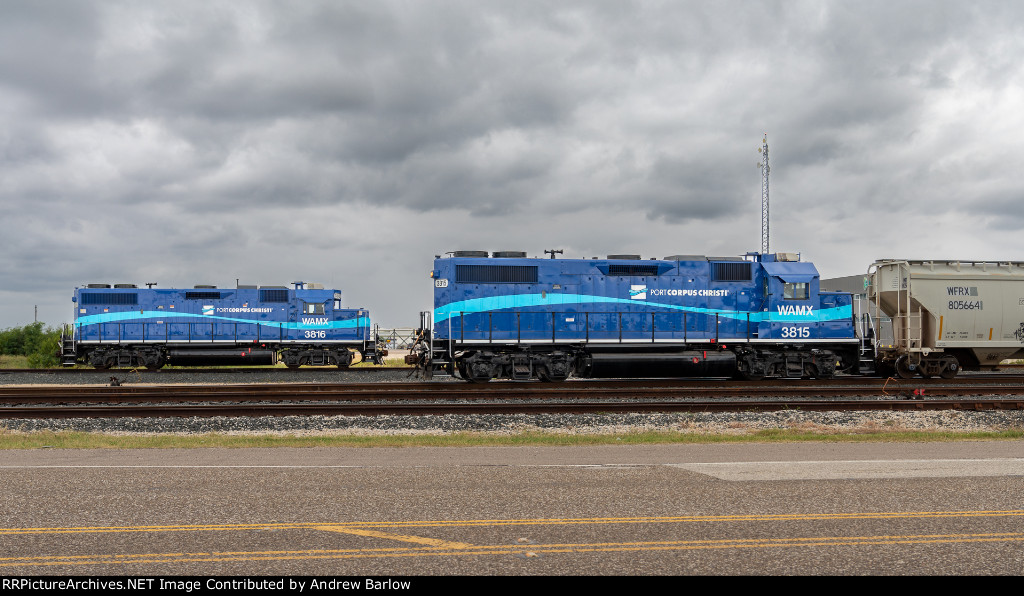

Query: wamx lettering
[777,305,814,316]
[301,317,329,326]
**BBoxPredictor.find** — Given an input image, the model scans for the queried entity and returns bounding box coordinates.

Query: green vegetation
[0,322,61,368]
[0,428,1021,450]
[352,354,411,367]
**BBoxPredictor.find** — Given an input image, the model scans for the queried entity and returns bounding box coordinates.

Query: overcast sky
[2,1,1023,329]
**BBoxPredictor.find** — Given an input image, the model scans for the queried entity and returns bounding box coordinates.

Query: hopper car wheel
[940,360,959,379]
[895,356,917,380]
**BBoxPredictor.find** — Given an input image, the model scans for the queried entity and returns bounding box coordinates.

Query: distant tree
[0,322,61,367]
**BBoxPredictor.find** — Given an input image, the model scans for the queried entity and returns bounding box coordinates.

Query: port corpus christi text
[1,578,413,592]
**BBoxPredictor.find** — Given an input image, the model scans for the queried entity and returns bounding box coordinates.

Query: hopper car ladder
[868,261,925,376]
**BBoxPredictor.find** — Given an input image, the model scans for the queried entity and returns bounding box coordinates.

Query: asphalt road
[2,442,1024,577]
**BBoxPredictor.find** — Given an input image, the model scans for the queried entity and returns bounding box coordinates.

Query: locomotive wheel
[285,363,301,370]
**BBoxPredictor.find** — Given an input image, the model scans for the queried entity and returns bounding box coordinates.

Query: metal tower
[757,134,770,254]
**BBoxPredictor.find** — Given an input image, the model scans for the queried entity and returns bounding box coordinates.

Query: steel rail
[5,378,1024,403]
[0,366,411,374]
[4,383,1024,403]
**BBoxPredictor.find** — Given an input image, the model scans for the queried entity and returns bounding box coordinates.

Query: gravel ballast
[2,369,1023,436]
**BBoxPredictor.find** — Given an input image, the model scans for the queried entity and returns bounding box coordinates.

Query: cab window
[783,282,808,300]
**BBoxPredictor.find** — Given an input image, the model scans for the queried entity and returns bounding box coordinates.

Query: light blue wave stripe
[434,294,851,323]
[76,310,369,330]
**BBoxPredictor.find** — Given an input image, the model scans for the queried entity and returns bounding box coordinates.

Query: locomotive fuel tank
[580,350,737,378]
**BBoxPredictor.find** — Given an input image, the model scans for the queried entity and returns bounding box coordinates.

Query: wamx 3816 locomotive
[407,251,860,381]
[63,282,384,369]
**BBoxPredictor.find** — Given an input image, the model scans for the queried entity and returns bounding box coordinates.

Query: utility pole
[758,134,770,254]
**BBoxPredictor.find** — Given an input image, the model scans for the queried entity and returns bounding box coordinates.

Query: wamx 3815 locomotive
[407,251,860,381]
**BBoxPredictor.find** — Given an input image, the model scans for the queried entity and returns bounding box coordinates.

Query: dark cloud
[2,1,1024,327]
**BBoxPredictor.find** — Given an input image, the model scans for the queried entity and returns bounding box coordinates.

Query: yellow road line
[3,532,1024,568]
[313,525,474,549]
[3,510,1024,536]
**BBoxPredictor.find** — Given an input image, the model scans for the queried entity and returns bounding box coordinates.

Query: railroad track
[2,379,1024,419]
[0,366,412,375]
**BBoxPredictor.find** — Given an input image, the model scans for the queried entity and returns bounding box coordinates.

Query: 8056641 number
[948,300,982,310]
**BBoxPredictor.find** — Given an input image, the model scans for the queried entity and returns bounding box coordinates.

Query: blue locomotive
[65,282,384,369]
[410,251,859,381]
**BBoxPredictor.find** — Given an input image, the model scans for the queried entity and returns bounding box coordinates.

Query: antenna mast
[758,134,770,254]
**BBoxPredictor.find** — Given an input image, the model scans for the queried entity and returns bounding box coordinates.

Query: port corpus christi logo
[202,305,273,315]
[630,285,730,300]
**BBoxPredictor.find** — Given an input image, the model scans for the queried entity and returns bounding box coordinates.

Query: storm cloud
[1,1,1022,327]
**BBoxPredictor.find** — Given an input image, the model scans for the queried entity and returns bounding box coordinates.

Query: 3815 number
[780,326,810,339]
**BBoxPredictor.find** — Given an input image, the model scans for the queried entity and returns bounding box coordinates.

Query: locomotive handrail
[446,309,740,343]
